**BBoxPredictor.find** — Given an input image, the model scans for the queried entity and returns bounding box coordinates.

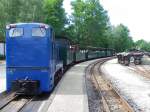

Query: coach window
[9,28,23,37]
[32,28,46,37]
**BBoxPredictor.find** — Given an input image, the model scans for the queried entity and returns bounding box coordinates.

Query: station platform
[38,60,98,112]
[0,61,6,93]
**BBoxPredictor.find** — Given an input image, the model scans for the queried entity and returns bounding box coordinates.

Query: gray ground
[101,57,150,112]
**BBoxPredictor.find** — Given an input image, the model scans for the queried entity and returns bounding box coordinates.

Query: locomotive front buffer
[12,78,40,95]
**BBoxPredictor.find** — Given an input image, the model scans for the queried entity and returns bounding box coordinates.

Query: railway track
[0,92,54,112]
[87,58,134,112]
[0,88,60,112]
[0,92,36,112]
[128,64,150,79]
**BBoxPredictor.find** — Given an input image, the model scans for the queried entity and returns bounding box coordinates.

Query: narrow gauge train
[6,23,115,95]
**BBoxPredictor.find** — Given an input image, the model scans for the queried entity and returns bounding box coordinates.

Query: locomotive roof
[7,23,51,28]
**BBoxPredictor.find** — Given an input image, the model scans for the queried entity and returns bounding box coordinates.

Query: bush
[0,55,5,60]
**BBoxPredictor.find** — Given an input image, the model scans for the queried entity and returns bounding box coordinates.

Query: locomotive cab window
[9,28,23,37]
[32,28,46,37]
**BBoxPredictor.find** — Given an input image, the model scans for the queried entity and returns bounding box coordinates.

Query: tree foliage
[111,24,134,52]
[19,0,44,22]
[0,0,8,40]
[0,0,149,52]
[0,0,66,40]
[69,0,109,47]
[43,0,66,35]
[0,0,44,40]
[65,0,135,52]
[135,39,150,51]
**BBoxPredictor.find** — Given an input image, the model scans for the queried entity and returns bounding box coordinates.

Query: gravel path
[101,58,150,112]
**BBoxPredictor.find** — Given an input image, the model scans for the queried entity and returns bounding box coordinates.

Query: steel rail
[128,64,150,79]
[0,92,18,110]
[0,92,36,112]
[89,58,134,112]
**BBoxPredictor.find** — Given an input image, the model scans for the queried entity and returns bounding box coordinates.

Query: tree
[70,0,109,47]
[43,0,66,35]
[0,0,9,40]
[135,39,150,51]
[0,0,44,41]
[6,0,21,23]
[110,24,133,52]
[19,0,44,22]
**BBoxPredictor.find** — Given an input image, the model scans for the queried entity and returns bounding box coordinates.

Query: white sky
[63,0,150,42]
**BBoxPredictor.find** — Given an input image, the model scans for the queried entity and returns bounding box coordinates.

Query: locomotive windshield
[32,28,46,37]
[9,28,23,37]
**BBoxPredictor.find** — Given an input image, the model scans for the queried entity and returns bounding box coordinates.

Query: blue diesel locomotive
[6,23,115,95]
[6,23,66,95]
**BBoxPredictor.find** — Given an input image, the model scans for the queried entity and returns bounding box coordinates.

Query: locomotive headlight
[6,25,10,30]
[6,24,16,29]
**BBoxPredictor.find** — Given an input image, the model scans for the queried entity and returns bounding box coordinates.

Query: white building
[0,43,5,55]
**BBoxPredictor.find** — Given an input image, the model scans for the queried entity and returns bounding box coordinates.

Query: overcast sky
[63,0,150,42]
